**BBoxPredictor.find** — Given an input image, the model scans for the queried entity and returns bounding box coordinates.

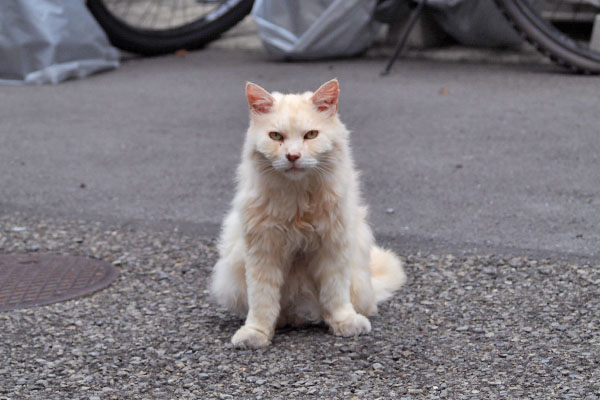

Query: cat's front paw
[231,325,270,349]
[330,313,372,337]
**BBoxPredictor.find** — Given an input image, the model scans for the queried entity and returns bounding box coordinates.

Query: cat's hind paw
[330,313,372,337]
[231,325,270,349]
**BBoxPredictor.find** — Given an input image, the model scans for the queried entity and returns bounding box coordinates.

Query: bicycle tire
[494,0,600,74]
[87,0,254,56]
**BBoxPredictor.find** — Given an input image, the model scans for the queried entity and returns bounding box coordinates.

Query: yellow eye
[304,130,319,140]
[269,131,283,141]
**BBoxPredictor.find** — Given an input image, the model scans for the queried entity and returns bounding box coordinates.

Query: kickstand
[381,0,428,76]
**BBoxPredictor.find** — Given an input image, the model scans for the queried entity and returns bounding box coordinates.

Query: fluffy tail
[370,246,407,303]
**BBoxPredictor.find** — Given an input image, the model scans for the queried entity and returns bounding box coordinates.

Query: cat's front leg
[231,250,285,349]
[313,251,372,337]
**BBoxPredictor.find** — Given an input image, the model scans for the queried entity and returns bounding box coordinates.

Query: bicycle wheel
[494,0,600,73]
[87,0,254,56]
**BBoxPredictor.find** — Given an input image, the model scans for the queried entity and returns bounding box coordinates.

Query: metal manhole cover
[0,253,119,311]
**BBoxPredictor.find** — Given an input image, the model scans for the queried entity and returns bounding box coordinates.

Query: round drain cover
[0,253,119,311]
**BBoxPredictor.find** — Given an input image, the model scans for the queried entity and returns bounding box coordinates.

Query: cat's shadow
[276,323,330,336]
[271,323,332,347]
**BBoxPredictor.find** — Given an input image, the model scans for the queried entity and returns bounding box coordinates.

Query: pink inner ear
[312,80,339,113]
[249,98,272,113]
[314,97,337,112]
[247,83,274,114]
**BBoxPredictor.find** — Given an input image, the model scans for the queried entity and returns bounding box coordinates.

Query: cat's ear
[311,79,339,114]
[246,82,275,114]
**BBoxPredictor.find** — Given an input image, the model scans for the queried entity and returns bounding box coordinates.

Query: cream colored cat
[211,79,406,349]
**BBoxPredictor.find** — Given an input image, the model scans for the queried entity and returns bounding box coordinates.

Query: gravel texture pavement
[1,211,599,399]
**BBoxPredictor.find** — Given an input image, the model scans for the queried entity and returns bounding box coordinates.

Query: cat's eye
[269,131,284,141]
[304,130,319,140]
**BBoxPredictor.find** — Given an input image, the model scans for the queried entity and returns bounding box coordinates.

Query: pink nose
[286,153,300,162]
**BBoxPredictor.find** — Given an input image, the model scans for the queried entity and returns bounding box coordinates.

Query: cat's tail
[370,246,407,303]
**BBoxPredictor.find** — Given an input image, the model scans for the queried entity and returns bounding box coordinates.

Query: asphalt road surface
[1,49,598,262]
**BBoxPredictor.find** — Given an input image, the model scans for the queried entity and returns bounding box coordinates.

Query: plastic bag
[252,0,380,60]
[0,0,119,84]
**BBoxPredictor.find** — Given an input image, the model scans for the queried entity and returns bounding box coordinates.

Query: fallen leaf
[175,49,189,57]
[439,87,449,95]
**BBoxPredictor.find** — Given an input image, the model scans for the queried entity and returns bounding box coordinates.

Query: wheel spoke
[96,0,234,30]
[86,0,252,55]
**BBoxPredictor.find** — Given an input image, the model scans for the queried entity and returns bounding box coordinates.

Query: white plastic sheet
[0,0,119,84]
[252,0,380,60]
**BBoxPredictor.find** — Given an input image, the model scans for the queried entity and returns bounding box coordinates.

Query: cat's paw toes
[231,326,270,349]
[330,313,371,337]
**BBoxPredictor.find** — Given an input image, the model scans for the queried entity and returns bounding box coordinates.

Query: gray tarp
[427,0,523,47]
[252,0,380,59]
[252,0,523,60]
[0,0,119,84]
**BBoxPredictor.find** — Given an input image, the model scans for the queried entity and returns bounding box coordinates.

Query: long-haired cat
[211,79,406,349]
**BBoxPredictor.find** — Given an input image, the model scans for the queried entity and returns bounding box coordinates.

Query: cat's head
[244,79,347,181]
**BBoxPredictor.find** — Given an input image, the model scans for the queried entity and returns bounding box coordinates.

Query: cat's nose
[286,153,301,162]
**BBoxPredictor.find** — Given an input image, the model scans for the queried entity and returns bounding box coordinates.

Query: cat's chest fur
[243,180,342,248]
